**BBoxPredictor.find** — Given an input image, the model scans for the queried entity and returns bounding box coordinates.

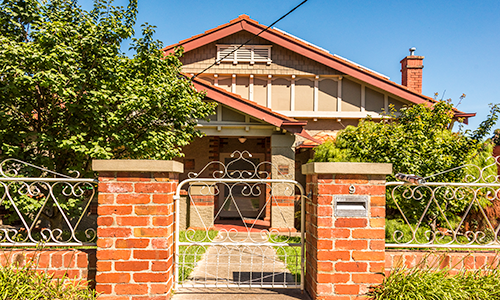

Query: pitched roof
[164,15,474,120]
[191,76,320,143]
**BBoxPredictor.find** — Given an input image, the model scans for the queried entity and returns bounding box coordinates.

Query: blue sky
[79,0,500,134]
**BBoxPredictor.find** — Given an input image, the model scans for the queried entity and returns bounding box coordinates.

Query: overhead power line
[190,0,309,81]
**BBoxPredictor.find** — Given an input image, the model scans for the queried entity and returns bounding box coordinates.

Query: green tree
[0,0,215,175]
[0,0,215,227]
[312,101,499,225]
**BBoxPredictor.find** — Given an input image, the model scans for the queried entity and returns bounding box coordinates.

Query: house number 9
[349,184,356,194]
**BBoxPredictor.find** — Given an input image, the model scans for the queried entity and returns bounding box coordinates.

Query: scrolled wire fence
[0,159,98,246]
[386,155,500,249]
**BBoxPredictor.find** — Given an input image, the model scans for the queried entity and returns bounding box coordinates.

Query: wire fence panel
[174,151,305,290]
[0,159,97,246]
[386,155,500,249]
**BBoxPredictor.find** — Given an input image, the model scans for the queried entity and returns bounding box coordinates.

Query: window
[216,45,272,65]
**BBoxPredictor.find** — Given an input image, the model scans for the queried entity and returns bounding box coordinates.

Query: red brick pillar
[302,162,392,300]
[92,160,183,300]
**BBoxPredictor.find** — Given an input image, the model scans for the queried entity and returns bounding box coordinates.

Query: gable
[181,31,342,76]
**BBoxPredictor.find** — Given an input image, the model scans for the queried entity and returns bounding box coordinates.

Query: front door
[218,153,265,218]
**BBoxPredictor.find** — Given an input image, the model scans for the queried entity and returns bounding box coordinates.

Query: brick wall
[303,162,391,300]
[386,250,500,275]
[0,249,96,285]
[400,56,424,94]
[93,161,181,300]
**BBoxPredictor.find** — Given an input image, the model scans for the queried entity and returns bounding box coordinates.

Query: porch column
[93,159,183,300]
[302,162,391,299]
[270,133,296,231]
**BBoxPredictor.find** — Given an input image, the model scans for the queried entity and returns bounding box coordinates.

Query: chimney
[400,47,424,94]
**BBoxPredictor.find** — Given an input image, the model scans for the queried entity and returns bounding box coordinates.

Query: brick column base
[93,160,183,300]
[303,162,391,300]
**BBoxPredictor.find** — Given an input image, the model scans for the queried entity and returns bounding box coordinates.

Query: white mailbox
[334,195,368,217]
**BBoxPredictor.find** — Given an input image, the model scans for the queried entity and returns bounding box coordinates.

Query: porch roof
[191,76,320,143]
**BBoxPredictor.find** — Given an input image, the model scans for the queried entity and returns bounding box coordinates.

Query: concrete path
[173,232,309,300]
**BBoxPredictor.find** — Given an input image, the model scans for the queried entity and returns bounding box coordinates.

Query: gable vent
[217,45,272,65]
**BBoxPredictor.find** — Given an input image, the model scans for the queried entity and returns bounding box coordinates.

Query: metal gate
[174,151,304,290]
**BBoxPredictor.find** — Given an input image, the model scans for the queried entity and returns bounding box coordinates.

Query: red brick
[152,261,170,271]
[153,194,174,204]
[97,261,112,272]
[318,184,349,195]
[97,296,129,300]
[317,261,334,272]
[335,262,367,272]
[51,253,63,268]
[98,205,133,216]
[115,239,150,249]
[317,195,333,205]
[370,262,385,272]
[97,216,114,226]
[317,251,350,261]
[98,194,115,204]
[150,283,169,294]
[371,207,385,217]
[96,273,130,283]
[115,283,148,295]
[335,218,367,228]
[317,217,332,227]
[370,218,385,228]
[151,239,169,249]
[335,240,367,250]
[134,228,169,237]
[77,253,88,268]
[352,229,385,239]
[133,272,169,282]
[96,284,112,294]
[99,183,134,193]
[317,206,333,216]
[115,261,149,271]
[352,251,385,261]
[116,216,149,226]
[133,250,170,260]
[98,228,132,238]
[153,216,173,226]
[335,284,360,295]
[370,240,386,250]
[116,194,151,204]
[135,183,173,193]
[371,196,385,206]
[352,273,384,284]
[97,250,131,260]
[135,206,170,215]
[317,273,350,283]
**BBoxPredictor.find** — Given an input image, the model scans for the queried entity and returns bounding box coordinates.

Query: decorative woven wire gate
[386,155,500,249]
[0,159,97,246]
[174,151,305,289]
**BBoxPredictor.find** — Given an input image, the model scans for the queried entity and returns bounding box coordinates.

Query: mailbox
[334,195,368,217]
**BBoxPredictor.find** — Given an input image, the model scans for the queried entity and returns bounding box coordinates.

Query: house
[163,15,475,229]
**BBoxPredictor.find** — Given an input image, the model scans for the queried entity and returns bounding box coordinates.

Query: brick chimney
[400,47,424,94]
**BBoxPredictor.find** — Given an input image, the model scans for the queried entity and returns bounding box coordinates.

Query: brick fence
[302,162,392,300]
[0,249,96,286]
[92,160,182,300]
[386,250,500,275]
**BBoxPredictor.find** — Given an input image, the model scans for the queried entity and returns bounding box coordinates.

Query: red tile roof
[165,15,474,120]
[296,132,337,149]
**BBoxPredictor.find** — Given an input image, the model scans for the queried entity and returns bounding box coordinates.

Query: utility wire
[190,0,309,81]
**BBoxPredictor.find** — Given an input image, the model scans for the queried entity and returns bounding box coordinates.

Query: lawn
[177,230,219,282]
[270,235,302,282]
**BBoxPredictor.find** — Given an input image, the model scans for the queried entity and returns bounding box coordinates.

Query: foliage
[0,0,215,225]
[0,250,97,299]
[0,0,215,175]
[313,101,476,182]
[271,235,302,281]
[369,254,500,300]
[313,101,500,224]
